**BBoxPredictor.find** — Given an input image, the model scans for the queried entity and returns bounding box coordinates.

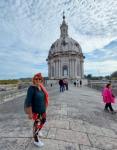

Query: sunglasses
[35,78,41,81]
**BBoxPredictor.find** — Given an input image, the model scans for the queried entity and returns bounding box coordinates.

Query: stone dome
[111,71,117,78]
[49,36,82,55]
[48,13,83,57]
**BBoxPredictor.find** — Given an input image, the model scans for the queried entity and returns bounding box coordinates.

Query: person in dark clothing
[24,73,49,147]
[59,79,64,92]
[80,80,82,87]
[74,81,76,87]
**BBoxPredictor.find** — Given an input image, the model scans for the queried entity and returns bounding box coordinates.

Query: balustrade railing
[0,88,27,104]
[87,80,117,96]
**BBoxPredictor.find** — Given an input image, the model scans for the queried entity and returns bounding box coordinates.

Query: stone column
[69,59,70,77]
[77,60,80,76]
[71,59,73,77]
[58,59,60,78]
[56,60,58,78]
[74,59,76,78]
[75,59,77,78]
[70,59,71,77]
[57,60,59,78]
[58,60,59,78]
[60,60,61,78]
[56,60,59,78]
[80,61,82,78]
[72,59,74,78]
[69,59,70,78]
[54,60,56,78]
[55,60,57,78]
[81,60,84,78]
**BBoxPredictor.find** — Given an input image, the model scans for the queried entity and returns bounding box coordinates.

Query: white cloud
[0,0,117,78]
[0,47,48,79]
[85,60,117,76]
[68,29,117,52]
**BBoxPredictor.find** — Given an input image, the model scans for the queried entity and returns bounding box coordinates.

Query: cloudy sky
[0,0,117,79]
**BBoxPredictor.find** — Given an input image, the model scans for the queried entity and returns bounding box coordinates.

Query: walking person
[102,83,116,114]
[63,79,68,90]
[24,73,49,147]
[80,80,82,87]
[74,81,76,87]
[76,80,79,87]
[59,79,64,92]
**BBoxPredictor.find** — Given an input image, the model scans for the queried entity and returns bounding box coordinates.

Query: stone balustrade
[0,88,27,104]
[87,80,117,96]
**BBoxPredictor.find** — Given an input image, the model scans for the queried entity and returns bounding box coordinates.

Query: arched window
[52,66,54,77]
[62,65,68,76]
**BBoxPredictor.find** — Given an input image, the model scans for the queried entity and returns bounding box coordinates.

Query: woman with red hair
[24,73,49,147]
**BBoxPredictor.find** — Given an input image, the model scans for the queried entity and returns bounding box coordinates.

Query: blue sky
[0,0,117,79]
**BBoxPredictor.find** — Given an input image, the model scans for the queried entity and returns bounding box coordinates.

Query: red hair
[32,73,44,84]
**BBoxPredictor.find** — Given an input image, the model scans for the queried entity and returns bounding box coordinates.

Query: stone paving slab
[80,145,102,150]
[0,114,32,138]
[0,137,31,150]
[55,129,91,146]
[47,127,57,139]
[88,134,117,150]
[110,123,117,133]
[45,120,69,130]
[69,120,86,132]
[84,123,117,138]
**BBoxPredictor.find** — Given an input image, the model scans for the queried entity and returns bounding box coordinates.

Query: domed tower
[47,13,85,79]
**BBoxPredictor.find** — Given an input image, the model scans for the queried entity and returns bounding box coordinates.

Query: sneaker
[34,140,44,147]
[111,111,116,114]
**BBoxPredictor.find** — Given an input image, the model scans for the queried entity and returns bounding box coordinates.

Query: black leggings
[33,113,46,142]
[105,103,114,111]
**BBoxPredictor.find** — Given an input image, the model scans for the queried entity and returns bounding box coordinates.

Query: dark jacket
[25,86,46,114]
[59,80,64,86]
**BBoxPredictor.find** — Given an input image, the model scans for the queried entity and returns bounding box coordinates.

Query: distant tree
[105,75,110,80]
[87,74,92,79]
[92,76,101,80]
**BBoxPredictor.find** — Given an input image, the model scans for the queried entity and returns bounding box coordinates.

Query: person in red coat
[102,83,116,114]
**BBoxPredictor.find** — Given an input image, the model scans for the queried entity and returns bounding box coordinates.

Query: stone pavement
[0,84,117,150]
